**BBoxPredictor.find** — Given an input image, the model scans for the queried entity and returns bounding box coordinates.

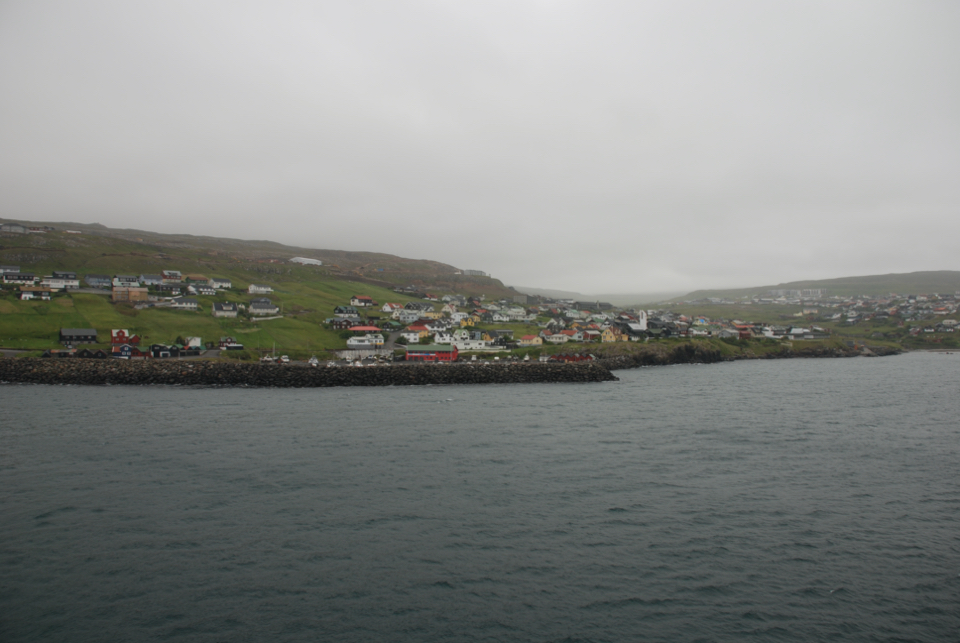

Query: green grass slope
[0,219,516,296]
[0,223,519,354]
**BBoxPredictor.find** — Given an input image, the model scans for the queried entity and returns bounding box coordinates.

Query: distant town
[3,259,957,363]
[1,222,957,363]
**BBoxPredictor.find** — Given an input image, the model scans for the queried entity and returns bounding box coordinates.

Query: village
[4,257,957,362]
[325,286,959,362]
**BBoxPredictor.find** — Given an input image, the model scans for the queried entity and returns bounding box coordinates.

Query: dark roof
[60,328,97,336]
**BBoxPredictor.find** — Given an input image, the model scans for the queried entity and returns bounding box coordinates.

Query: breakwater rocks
[0,358,619,388]
[596,341,900,371]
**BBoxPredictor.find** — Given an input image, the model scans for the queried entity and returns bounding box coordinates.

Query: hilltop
[0,219,516,297]
[676,271,960,301]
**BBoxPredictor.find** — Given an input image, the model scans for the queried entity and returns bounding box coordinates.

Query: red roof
[350,325,381,332]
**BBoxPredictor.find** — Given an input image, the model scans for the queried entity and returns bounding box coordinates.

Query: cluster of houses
[682,289,960,337]
[100,271,235,310]
[54,328,202,359]
[2,265,287,318]
[327,288,944,358]
[330,293,655,357]
[2,266,81,299]
[53,327,247,358]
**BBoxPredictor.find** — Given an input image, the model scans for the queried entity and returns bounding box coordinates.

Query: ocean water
[1,352,959,642]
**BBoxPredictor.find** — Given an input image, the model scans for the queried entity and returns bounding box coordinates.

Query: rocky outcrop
[596,342,726,370]
[0,358,618,388]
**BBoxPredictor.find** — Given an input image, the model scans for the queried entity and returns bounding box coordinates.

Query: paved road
[383,330,403,351]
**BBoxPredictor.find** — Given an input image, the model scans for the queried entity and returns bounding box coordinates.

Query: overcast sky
[1,1,958,294]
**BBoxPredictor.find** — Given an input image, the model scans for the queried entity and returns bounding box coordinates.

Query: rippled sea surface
[2,352,959,642]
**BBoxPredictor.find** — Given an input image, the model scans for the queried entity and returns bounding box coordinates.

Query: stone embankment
[0,358,619,388]
[595,341,900,371]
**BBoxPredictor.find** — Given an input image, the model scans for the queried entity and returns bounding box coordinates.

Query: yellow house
[407,326,430,339]
[421,310,441,320]
[460,317,475,327]
[519,335,542,346]
[601,328,618,343]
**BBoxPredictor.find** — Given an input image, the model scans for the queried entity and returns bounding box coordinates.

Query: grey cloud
[1,0,958,293]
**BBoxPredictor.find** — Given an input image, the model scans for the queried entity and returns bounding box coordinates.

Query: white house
[20,289,51,301]
[248,284,273,294]
[451,338,500,351]
[290,257,322,266]
[170,297,198,310]
[40,276,79,291]
[346,334,384,348]
[113,275,139,287]
[399,330,422,344]
[350,295,375,307]
[210,278,232,289]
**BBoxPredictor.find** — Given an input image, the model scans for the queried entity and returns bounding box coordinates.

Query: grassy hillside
[0,219,517,296]
[679,271,960,300]
[0,222,520,354]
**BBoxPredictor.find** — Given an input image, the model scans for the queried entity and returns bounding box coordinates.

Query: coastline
[0,358,619,387]
[0,342,902,388]
[595,340,900,370]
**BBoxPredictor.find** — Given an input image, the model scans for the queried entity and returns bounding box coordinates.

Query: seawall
[0,358,619,388]
[596,341,900,371]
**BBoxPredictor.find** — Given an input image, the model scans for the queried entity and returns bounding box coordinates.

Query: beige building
[112,287,149,302]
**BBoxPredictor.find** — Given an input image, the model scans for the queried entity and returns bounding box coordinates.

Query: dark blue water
[2,352,959,642]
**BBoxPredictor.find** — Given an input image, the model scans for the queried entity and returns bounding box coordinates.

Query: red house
[111,329,141,345]
[550,353,595,363]
[405,344,458,362]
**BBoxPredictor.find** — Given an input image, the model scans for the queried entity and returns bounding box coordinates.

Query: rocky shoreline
[0,358,619,387]
[595,341,900,370]
[0,343,901,388]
